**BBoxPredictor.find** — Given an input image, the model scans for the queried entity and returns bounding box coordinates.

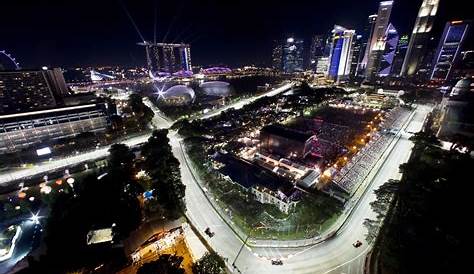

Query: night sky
[1,0,471,68]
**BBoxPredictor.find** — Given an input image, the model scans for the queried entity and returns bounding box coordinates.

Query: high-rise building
[359,14,378,75]
[139,42,192,76]
[316,57,329,75]
[328,25,355,82]
[391,35,409,76]
[401,0,440,77]
[310,35,325,72]
[431,20,471,81]
[451,50,474,79]
[272,41,283,71]
[365,1,394,80]
[0,68,70,114]
[0,68,114,154]
[46,68,69,96]
[0,103,110,154]
[283,37,304,73]
[350,35,363,78]
[378,24,400,76]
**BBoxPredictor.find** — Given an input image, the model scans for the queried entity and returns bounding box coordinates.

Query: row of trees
[141,129,186,219]
[366,131,471,274]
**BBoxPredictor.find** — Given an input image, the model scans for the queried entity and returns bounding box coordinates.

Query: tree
[192,251,226,274]
[137,254,185,274]
[108,143,136,180]
[409,131,441,147]
[368,134,472,274]
[129,93,145,114]
[109,114,124,132]
[29,145,142,273]
[141,130,186,218]
[127,93,154,127]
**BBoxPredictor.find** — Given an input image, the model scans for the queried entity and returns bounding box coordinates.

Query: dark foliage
[137,254,185,274]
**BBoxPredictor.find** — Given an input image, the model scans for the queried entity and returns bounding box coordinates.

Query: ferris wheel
[0,50,21,70]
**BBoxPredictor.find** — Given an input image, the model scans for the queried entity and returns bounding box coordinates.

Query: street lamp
[30,212,40,224]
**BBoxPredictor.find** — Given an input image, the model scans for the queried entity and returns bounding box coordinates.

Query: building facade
[260,124,315,159]
[390,35,409,76]
[140,42,192,76]
[0,69,69,115]
[310,35,326,72]
[251,186,298,213]
[350,35,363,78]
[378,23,400,76]
[359,14,378,75]
[365,1,394,81]
[282,37,304,73]
[316,57,330,75]
[328,26,355,82]
[0,103,110,154]
[431,20,471,82]
[401,0,440,77]
[272,41,283,71]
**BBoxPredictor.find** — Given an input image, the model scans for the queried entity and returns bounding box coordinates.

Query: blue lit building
[283,37,304,73]
[328,25,355,82]
[431,20,471,81]
[391,35,409,76]
[378,23,399,76]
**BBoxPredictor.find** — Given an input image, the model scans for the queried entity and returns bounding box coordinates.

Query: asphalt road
[0,82,294,186]
[0,82,295,273]
[198,82,296,120]
[0,220,42,274]
[171,105,430,274]
[0,83,429,274]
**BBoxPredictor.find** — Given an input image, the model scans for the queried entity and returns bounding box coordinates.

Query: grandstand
[331,107,412,196]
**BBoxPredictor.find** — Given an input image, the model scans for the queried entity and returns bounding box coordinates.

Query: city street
[0,220,42,274]
[1,0,466,272]
[0,82,294,186]
[0,85,430,273]
[171,105,430,273]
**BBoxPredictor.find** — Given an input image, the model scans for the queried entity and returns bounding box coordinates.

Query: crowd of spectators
[333,107,412,195]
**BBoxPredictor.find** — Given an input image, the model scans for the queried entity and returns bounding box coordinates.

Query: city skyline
[1,0,472,68]
[1,1,473,274]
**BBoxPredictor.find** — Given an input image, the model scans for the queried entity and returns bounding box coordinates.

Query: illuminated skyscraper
[328,25,355,82]
[431,20,471,81]
[378,24,400,76]
[283,37,304,73]
[272,41,283,70]
[350,35,363,78]
[139,42,192,76]
[401,0,440,77]
[359,14,378,75]
[310,35,325,72]
[391,35,409,76]
[365,1,394,80]
[316,57,329,75]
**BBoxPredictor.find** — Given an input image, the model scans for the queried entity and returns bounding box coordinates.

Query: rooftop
[261,124,313,143]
